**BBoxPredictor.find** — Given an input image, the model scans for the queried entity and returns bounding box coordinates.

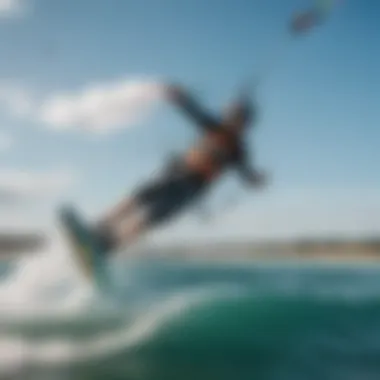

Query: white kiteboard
[59,206,112,293]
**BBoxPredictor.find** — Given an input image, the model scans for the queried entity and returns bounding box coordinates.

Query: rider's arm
[165,84,220,131]
[235,144,267,188]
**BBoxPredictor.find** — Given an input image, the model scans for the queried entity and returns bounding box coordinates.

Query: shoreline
[0,232,46,257]
[1,236,380,263]
[145,238,380,262]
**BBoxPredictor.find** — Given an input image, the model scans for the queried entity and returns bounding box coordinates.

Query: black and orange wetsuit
[133,89,256,227]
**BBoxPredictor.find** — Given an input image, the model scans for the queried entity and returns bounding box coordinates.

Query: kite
[290,0,338,35]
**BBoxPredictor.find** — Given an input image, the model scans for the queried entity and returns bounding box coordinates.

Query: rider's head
[223,94,256,132]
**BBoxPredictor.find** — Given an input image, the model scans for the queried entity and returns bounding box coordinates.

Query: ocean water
[1,238,380,380]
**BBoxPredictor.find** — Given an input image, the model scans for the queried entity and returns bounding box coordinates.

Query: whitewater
[1,228,380,380]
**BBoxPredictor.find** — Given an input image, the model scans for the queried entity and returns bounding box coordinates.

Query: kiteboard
[59,206,111,292]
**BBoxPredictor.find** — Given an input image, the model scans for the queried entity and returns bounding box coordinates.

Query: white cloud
[0,167,77,201]
[0,0,26,17]
[0,78,166,134]
[0,131,13,152]
[38,78,164,133]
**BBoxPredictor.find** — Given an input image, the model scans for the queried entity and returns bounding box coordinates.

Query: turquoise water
[1,255,380,380]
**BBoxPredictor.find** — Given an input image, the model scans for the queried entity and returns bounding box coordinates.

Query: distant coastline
[0,232,46,258]
[2,234,380,262]
[151,237,380,261]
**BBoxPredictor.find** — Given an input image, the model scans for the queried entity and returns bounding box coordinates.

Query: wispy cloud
[0,84,34,117]
[0,131,13,152]
[0,167,78,233]
[0,0,27,18]
[37,78,165,133]
[0,167,77,202]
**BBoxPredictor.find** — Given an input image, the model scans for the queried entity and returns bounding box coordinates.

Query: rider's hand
[165,83,186,102]
[248,170,269,190]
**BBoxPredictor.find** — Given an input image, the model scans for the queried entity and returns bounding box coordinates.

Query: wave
[0,286,232,376]
[2,236,380,380]
[2,280,380,379]
[0,227,95,315]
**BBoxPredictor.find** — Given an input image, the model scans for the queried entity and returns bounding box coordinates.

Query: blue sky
[0,0,379,242]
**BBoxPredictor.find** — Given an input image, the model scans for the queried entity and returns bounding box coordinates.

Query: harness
[185,130,239,181]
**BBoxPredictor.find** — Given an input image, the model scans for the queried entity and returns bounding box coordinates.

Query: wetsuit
[132,91,254,227]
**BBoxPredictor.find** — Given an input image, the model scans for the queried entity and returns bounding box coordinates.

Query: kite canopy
[290,0,336,35]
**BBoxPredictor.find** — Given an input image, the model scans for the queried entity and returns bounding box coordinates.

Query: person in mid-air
[93,83,268,254]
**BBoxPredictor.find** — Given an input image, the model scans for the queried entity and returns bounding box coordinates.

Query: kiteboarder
[91,83,268,254]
